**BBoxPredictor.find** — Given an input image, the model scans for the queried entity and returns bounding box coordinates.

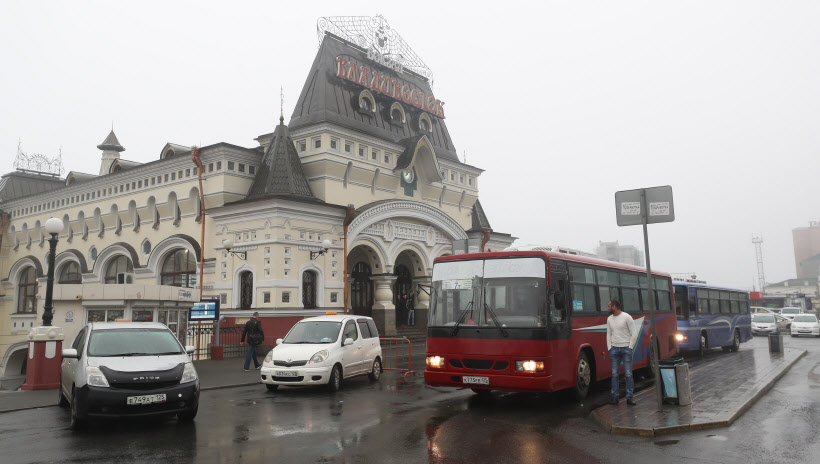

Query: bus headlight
[674,333,687,342]
[426,356,445,368]
[516,360,544,372]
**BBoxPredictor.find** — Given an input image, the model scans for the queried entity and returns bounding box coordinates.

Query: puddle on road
[653,439,679,446]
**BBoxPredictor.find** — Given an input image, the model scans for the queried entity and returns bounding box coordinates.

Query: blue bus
[673,283,752,355]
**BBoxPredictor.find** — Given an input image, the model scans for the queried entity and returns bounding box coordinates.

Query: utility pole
[752,236,765,294]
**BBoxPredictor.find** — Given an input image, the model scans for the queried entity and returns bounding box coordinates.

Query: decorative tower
[97,130,125,175]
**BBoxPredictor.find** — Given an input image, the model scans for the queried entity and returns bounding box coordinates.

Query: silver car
[751,314,790,335]
[59,322,199,429]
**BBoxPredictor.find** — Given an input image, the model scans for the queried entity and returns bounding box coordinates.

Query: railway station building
[0,16,515,389]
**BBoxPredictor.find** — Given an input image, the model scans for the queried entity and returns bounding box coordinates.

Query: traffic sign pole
[640,189,663,411]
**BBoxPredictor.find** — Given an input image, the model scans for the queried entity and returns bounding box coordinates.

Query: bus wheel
[729,330,740,352]
[699,333,707,358]
[574,352,592,401]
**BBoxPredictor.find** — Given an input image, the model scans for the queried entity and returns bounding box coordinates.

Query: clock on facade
[402,169,414,183]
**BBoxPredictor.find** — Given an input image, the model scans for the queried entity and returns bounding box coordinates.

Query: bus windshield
[430,257,547,328]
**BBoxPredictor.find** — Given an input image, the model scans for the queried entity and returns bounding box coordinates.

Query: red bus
[424,251,680,399]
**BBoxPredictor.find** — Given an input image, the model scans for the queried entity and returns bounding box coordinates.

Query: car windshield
[87,328,184,357]
[753,315,775,323]
[283,321,342,344]
[782,308,800,315]
[793,315,817,323]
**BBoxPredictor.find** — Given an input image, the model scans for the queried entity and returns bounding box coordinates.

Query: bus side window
[551,280,567,322]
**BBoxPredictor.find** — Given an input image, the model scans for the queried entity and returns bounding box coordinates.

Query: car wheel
[574,351,592,401]
[368,358,382,382]
[69,387,84,430]
[699,333,707,358]
[327,364,342,392]
[266,384,279,392]
[730,330,740,352]
[177,403,198,422]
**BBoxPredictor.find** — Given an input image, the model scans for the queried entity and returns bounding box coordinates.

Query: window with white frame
[313,137,321,149]
[282,292,291,303]
[330,138,338,150]
[299,140,306,152]
[359,145,367,157]
[344,141,352,153]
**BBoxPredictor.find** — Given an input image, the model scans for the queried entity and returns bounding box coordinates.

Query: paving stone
[591,345,806,436]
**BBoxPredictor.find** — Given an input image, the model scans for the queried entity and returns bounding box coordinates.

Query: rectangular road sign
[615,185,675,226]
[189,301,219,322]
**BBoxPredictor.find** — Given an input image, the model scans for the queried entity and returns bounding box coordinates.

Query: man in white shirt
[607,300,637,405]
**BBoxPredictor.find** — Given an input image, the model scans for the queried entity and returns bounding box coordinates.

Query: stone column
[370,274,398,337]
[414,276,432,329]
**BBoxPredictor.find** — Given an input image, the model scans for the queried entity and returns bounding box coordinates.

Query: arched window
[58,262,82,284]
[17,267,37,314]
[160,249,197,288]
[104,256,133,284]
[302,270,317,309]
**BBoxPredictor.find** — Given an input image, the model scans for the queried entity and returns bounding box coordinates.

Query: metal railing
[185,322,245,360]
[380,337,415,380]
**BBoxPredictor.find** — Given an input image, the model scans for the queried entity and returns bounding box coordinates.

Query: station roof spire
[97,129,125,152]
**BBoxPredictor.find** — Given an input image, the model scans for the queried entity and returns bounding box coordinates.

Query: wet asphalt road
[1,336,818,464]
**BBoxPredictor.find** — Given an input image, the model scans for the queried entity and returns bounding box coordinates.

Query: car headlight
[180,363,198,384]
[86,366,110,387]
[426,356,445,368]
[264,349,274,364]
[309,350,329,365]
[516,360,545,373]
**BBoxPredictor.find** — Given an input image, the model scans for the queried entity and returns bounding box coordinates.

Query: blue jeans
[407,309,415,326]
[609,346,634,399]
[244,344,260,370]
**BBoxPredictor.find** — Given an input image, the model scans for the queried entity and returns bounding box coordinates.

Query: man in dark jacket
[241,312,265,371]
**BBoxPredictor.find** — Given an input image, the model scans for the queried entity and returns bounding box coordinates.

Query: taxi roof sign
[325,311,338,315]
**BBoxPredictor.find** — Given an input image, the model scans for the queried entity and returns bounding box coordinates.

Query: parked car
[780,307,803,321]
[260,313,382,392]
[790,314,820,337]
[751,314,781,335]
[60,322,199,429]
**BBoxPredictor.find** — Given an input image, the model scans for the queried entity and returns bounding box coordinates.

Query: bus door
[548,260,570,340]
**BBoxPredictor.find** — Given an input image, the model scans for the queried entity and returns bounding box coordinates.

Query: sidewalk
[0,342,426,413]
[591,343,806,437]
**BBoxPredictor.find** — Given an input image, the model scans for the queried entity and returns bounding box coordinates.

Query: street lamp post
[41,217,63,326]
[21,217,66,390]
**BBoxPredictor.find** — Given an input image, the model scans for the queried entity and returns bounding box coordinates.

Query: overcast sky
[2,1,818,291]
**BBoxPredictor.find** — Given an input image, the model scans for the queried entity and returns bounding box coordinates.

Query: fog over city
[2,1,818,291]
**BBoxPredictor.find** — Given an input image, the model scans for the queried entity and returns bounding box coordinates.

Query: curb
[593,349,807,437]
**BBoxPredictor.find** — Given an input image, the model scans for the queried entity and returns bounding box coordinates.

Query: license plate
[463,376,489,385]
[127,393,166,405]
[275,371,298,377]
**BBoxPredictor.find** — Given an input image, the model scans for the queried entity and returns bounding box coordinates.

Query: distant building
[595,241,645,267]
[763,278,818,310]
[792,221,820,279]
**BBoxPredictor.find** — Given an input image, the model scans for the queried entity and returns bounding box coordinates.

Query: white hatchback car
[260,314,382,392]
[790,314,820,337]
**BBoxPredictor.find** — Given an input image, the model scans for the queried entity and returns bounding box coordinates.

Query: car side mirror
[343,337,354,346]
[62,348,78,359]
[276,338,284,345]
[185,346,195,354]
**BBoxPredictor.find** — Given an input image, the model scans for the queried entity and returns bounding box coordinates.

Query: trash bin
[659,357,692,406]
[768,334,784,353]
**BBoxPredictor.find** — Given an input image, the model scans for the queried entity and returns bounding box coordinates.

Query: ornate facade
[0,17,515,389]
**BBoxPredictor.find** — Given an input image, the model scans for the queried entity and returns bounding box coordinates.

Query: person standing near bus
[241,312,265,371]
[607,300,637,405]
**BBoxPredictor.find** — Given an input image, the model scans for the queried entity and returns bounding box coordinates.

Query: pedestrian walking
[406,289,417,327]
[241,311,265,371]
[606,300,637,405]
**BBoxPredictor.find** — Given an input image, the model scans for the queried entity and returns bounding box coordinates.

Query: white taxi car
[790,314,820,337]
[261,313,382,392]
